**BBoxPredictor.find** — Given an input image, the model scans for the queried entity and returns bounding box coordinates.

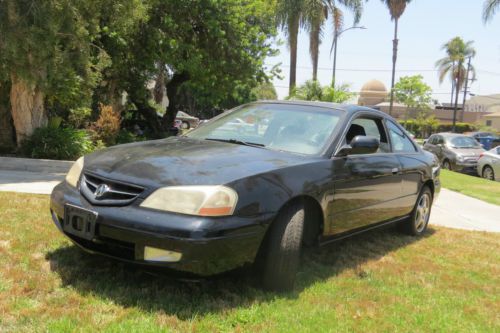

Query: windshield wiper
[205,138,266,148]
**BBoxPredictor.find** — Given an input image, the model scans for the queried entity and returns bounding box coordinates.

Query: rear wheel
[181,121,190,130]
[482,166,495,181]
[259,203,305,292]
[442,159,452,170]
[402,186,433,236]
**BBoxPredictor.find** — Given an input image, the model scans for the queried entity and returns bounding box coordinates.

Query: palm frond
[483,0,500,23]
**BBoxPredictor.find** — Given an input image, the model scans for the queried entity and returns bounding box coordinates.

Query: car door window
[387,121,417,153]
[347,117,390,153]
[436,136,444,145]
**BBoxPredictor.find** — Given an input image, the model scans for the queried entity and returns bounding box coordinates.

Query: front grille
[80,172,144,206]
[67,232,136,261]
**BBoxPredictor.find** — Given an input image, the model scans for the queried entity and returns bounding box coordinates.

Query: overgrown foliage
[20,127,95,160]
[393,75,433,121]
[288,80,354,103]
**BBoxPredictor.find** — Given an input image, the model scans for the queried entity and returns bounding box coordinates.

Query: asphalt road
[0,170,498,232]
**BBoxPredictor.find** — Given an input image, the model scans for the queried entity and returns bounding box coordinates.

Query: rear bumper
[50,182,273,276]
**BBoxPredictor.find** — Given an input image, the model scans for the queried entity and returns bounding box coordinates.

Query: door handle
[392,168,400,174]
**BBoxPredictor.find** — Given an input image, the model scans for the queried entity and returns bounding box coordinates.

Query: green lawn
[0,192,498,332]
[440,169,500,206]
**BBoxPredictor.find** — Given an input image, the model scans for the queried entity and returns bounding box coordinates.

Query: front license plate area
[63,204,98,240]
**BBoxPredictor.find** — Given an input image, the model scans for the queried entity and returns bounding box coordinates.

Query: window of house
[486,120,492,126]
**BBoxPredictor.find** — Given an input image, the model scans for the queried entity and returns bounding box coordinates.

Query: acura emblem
[94,184,110,199]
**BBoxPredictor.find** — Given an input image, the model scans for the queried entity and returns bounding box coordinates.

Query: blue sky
[267,0,500,102]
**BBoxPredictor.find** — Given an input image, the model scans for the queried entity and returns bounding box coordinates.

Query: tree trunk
[127,87,163,138]
[163,72,190,130]
[153,62,166,105]
[452,66,462,133]
[0,81,15,152]
[389,18,399,116]
[288,15,300,95]
[9,74,47,146]
[310,22,320,81]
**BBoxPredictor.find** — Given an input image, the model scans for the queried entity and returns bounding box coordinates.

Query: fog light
[144,246,182,262]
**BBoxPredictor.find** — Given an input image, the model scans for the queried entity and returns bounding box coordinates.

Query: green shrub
[20,127,95,160]
[68,107,92,128]
[115,129,144,145]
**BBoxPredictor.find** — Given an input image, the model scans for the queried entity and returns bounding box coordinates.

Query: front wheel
[259,203,305,292]
[402,186,433,236]
[181,121,190,130]
[482,166,495,181]
[442,160,452,170]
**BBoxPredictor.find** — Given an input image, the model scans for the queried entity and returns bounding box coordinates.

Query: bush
[115,129,144,145]
[400,119,478,138]
[20,127,95,160]
[90,104,121,146]
[68,107,92,128]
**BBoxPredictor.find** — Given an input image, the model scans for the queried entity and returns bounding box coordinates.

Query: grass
[1,192,499,332]
[440,169,500,206]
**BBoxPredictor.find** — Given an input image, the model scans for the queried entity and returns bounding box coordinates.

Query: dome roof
[361,80,387,92]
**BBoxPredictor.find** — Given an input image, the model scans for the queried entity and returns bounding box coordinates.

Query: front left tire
[259,203,305,292]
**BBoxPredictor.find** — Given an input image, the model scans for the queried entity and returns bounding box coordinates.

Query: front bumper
[454,161,478,174]
[50,182,273,276]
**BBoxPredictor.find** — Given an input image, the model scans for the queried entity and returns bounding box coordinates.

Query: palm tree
[276,0,305,95]
[436,37,476,132]
[304,0,363,83]
[381,0,412,116]
[483,0,500,23]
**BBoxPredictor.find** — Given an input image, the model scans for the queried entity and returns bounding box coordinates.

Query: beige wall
[484,117,500,131]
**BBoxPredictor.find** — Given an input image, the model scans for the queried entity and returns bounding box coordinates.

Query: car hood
[83,137,312,188]
[451,147,484,157]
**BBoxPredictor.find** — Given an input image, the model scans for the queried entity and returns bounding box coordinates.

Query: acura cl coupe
[50,101,440,291]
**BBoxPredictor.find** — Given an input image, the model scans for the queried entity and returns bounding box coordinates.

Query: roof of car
[251,100,385,116]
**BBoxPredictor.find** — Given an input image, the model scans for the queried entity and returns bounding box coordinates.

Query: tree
[303,0,363,82]
[381,0,412,116]
[483,0,500,23]
[436,37,476,132]
[251,82,278,100]
[288,80,353,102]
[0,0,145,146]
[393,75,432,120]
[276,0,305,94]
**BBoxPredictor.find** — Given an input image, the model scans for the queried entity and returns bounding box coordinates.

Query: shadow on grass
[46,226,436,320]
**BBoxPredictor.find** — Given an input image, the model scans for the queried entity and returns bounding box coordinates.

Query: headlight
[140,185,238,216]
[65,157,84,187]
[457,155,465,162]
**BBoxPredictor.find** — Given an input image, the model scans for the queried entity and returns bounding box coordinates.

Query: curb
[0,157,73,174]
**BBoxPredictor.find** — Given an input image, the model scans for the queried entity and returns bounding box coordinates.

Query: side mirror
[337,135,380,156]
[423,140,428,145]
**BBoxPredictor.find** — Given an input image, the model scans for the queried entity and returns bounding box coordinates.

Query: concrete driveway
[0,157,498,232]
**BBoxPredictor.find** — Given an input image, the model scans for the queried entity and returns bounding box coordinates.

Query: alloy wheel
[414,193,430,233]
[483,166,494,181]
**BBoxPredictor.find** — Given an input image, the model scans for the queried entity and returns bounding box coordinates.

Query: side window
[387,121,417,153]
[346,117,390,153]
[428,135,436,145]
[436,136,444,145]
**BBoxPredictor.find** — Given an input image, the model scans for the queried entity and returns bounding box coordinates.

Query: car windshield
[186,103,343,155]
[448,136,482,148]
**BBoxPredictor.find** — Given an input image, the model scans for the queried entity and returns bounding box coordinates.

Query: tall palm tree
[436,37,476,132]
[381,0,412,116]
[304,0,363,83]
[276,0,305,95]
[483,0,500,23]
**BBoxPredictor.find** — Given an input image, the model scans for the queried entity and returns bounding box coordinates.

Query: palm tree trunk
[389,18,399,116]
[288,15,300,95]
[452,67,462,133]
[450,61,455,106]
[310,22,320,81]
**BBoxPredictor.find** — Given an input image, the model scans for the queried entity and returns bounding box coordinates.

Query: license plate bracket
[63,204,98,240]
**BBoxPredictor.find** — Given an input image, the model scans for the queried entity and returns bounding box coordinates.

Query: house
[483,112,500,131]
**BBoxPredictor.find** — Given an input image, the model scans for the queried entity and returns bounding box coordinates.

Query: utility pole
[332,32,338,88]
[461,56,472,122]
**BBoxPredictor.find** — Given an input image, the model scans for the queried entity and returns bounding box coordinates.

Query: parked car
[477,146,500,181]
[423,133,485,173]
[176,111,199,129]
[466,131,500,150]
[50,101,440,291]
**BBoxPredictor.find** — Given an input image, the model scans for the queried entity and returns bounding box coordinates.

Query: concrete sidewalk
[0,156,498,232]
[430,188,500,232]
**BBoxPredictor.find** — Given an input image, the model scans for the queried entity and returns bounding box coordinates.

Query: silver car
[477,146,500,181]
[423,133,485,173]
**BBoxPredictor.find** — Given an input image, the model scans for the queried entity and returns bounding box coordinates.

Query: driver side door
[327,114,403,235]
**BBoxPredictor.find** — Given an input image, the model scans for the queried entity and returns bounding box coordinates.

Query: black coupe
[50,101,440,291]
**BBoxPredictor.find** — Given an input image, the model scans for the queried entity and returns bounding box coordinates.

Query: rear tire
[181,121,190,130]
[402,186,433,236]
[442,159,452,170]
[259,203,305,292]
[482,166,495,181]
